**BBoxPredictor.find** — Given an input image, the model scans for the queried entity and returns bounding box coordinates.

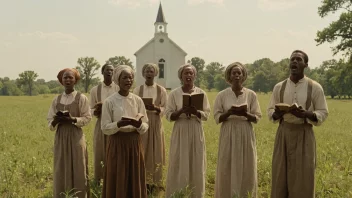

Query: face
[181,66,195,85]
[144,66,155,81]
[103,65,114,81]
[230,66,244,85]
[290,52,307,75]
[62,71,76,89]
[118,70,134,91]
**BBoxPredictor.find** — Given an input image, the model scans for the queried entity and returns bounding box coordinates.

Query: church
[134,3,187,90]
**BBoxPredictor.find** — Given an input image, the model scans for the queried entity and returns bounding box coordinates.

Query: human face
[290,52,307,76]
[181,66,195,85]
[103,65,114,81]
[144,66,155,82]
[118,70,134,91]
[62,71,76,89]
[230,66,244,85]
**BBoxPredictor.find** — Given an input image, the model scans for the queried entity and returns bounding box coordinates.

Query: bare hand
[272,108,286,120]
[131,118,142,128]
[232,110,247,117]
[117,120,132,128]
[289,107,307,119]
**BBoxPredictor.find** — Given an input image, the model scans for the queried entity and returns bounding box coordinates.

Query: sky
[0,0,342,81]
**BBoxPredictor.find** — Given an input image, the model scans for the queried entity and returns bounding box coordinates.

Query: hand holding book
[93,102,103,117]
[118,113,144,128]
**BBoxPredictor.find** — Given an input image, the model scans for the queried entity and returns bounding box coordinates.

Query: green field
[0,93,351,197]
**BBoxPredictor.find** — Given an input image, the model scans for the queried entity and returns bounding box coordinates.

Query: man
[89,63,119,183]
[268,50,329,198]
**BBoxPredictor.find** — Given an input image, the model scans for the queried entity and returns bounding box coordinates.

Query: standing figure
[47,68,91,198]
[89,63,119,183]
[268,50,328,198]
[133,63,168,193]
[101,65,148,198]
[164,64,210,198]
[213,62,262,198]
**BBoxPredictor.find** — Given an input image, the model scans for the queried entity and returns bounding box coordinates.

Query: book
[141,98,153,106]
[275,103,300,112]
[231,104,248,112]
[182,93,204,111]
[56,110,70,117]
[121,113,144,122]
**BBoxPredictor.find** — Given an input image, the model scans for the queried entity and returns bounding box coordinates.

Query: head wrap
[57,68,80,85]
[177,64,197,81]
[112,65,134,85]
[224,62,247,84]
[142,63,159,77]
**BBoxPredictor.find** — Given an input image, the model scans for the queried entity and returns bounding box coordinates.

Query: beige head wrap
[177,64,197,81]
[112,65,134,85]
[57,68,81,85]
[142,63,159,77]
[225,62,247,84]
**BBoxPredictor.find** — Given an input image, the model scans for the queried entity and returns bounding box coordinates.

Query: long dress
[213,87,262,198]
[47,91,92,198]
[100,92,149,198]
[89,82,119,180]
[133,83,168,186]
[164,87,210,198]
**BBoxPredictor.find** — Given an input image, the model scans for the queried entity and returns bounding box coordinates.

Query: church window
[158,59,165,78]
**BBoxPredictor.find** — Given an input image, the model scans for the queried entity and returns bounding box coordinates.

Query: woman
[133,63,168,193]
[101,65,148,198]
[164,64,210,198]
[213,62,262,198]
[47,68,91,198]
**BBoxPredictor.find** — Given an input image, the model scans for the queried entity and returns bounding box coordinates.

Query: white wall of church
[135,43,154,88]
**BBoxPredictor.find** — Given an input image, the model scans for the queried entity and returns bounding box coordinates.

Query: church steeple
[154,2,168,34]
[155,2,166,23]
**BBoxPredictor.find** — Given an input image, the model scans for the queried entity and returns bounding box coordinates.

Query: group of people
[47,49,329,198]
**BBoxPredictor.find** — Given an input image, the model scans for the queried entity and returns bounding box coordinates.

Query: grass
[0,93,351,197]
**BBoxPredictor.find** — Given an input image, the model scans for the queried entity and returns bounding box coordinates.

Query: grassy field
[0,92,351,197]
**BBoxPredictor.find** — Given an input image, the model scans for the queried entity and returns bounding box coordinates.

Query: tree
[106,56,133,68]
[188,57,206,87]
[316,0,352,58]
[204,62,224,91]
[214,73,229,91]
[17,71,38,96]
[0,80,23,96]
[76,57,101,93]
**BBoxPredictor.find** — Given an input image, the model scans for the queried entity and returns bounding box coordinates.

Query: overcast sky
[0,0,341,81]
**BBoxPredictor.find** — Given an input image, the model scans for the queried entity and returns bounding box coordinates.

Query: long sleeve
[101,99,119,135]
[307,84,329,126]
[47,97,59,131]
[267,84,281,124]
[213,93,223,124]
[136,97,149,134]
[89,86,98,115]
[159,88,168,117]
[198,90,210,121]
[74,95,92,127]
[249,92,262,124]
[165,91,177,122]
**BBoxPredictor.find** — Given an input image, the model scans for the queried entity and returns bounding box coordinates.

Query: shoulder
[104,92,118,103]
[77,92,89,100]
[306,77,324,92]
[195,87,207,95]
[156,84,167,93]
[90,84,99,93]
[169,87,181,96]
[51,94,60,103]
[216,87,230,97]
[244,88,257,97]
[273,79,287,91]
[130,92,143,102]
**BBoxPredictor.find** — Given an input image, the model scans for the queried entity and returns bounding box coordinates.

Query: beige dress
[133,83,168,186]
[47,91,92,198]
[164,87,210,198]
[101,92,149,198]
[267,77,328,198]
[89,82,119,180]
[213,87,262,198]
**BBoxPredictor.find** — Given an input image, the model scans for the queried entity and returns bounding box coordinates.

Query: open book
[141,98,153,106]
[121,113,144,121]
[275,103,300,112]
[56,110,69,117]
[231,103,247,112]
[182,93,204,111]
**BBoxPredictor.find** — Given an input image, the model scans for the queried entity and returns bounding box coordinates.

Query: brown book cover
[182,93,204,111]
[275,103,299,112]
[142,98,153,106]
[121,113,144,121]
[231,103,248,112]
[56,110,69,117]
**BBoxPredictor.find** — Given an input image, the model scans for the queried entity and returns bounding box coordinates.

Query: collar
[115,91,133,99]
[62,90,77,97]
[144,83,156,88]
[103,81,115,87]
[288,76,307,84]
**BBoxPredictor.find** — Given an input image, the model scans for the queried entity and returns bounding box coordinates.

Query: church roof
[134,37,187,56]
[155,3,166,23]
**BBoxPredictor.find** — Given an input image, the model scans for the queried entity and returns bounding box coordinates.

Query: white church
[134,3,187,90]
